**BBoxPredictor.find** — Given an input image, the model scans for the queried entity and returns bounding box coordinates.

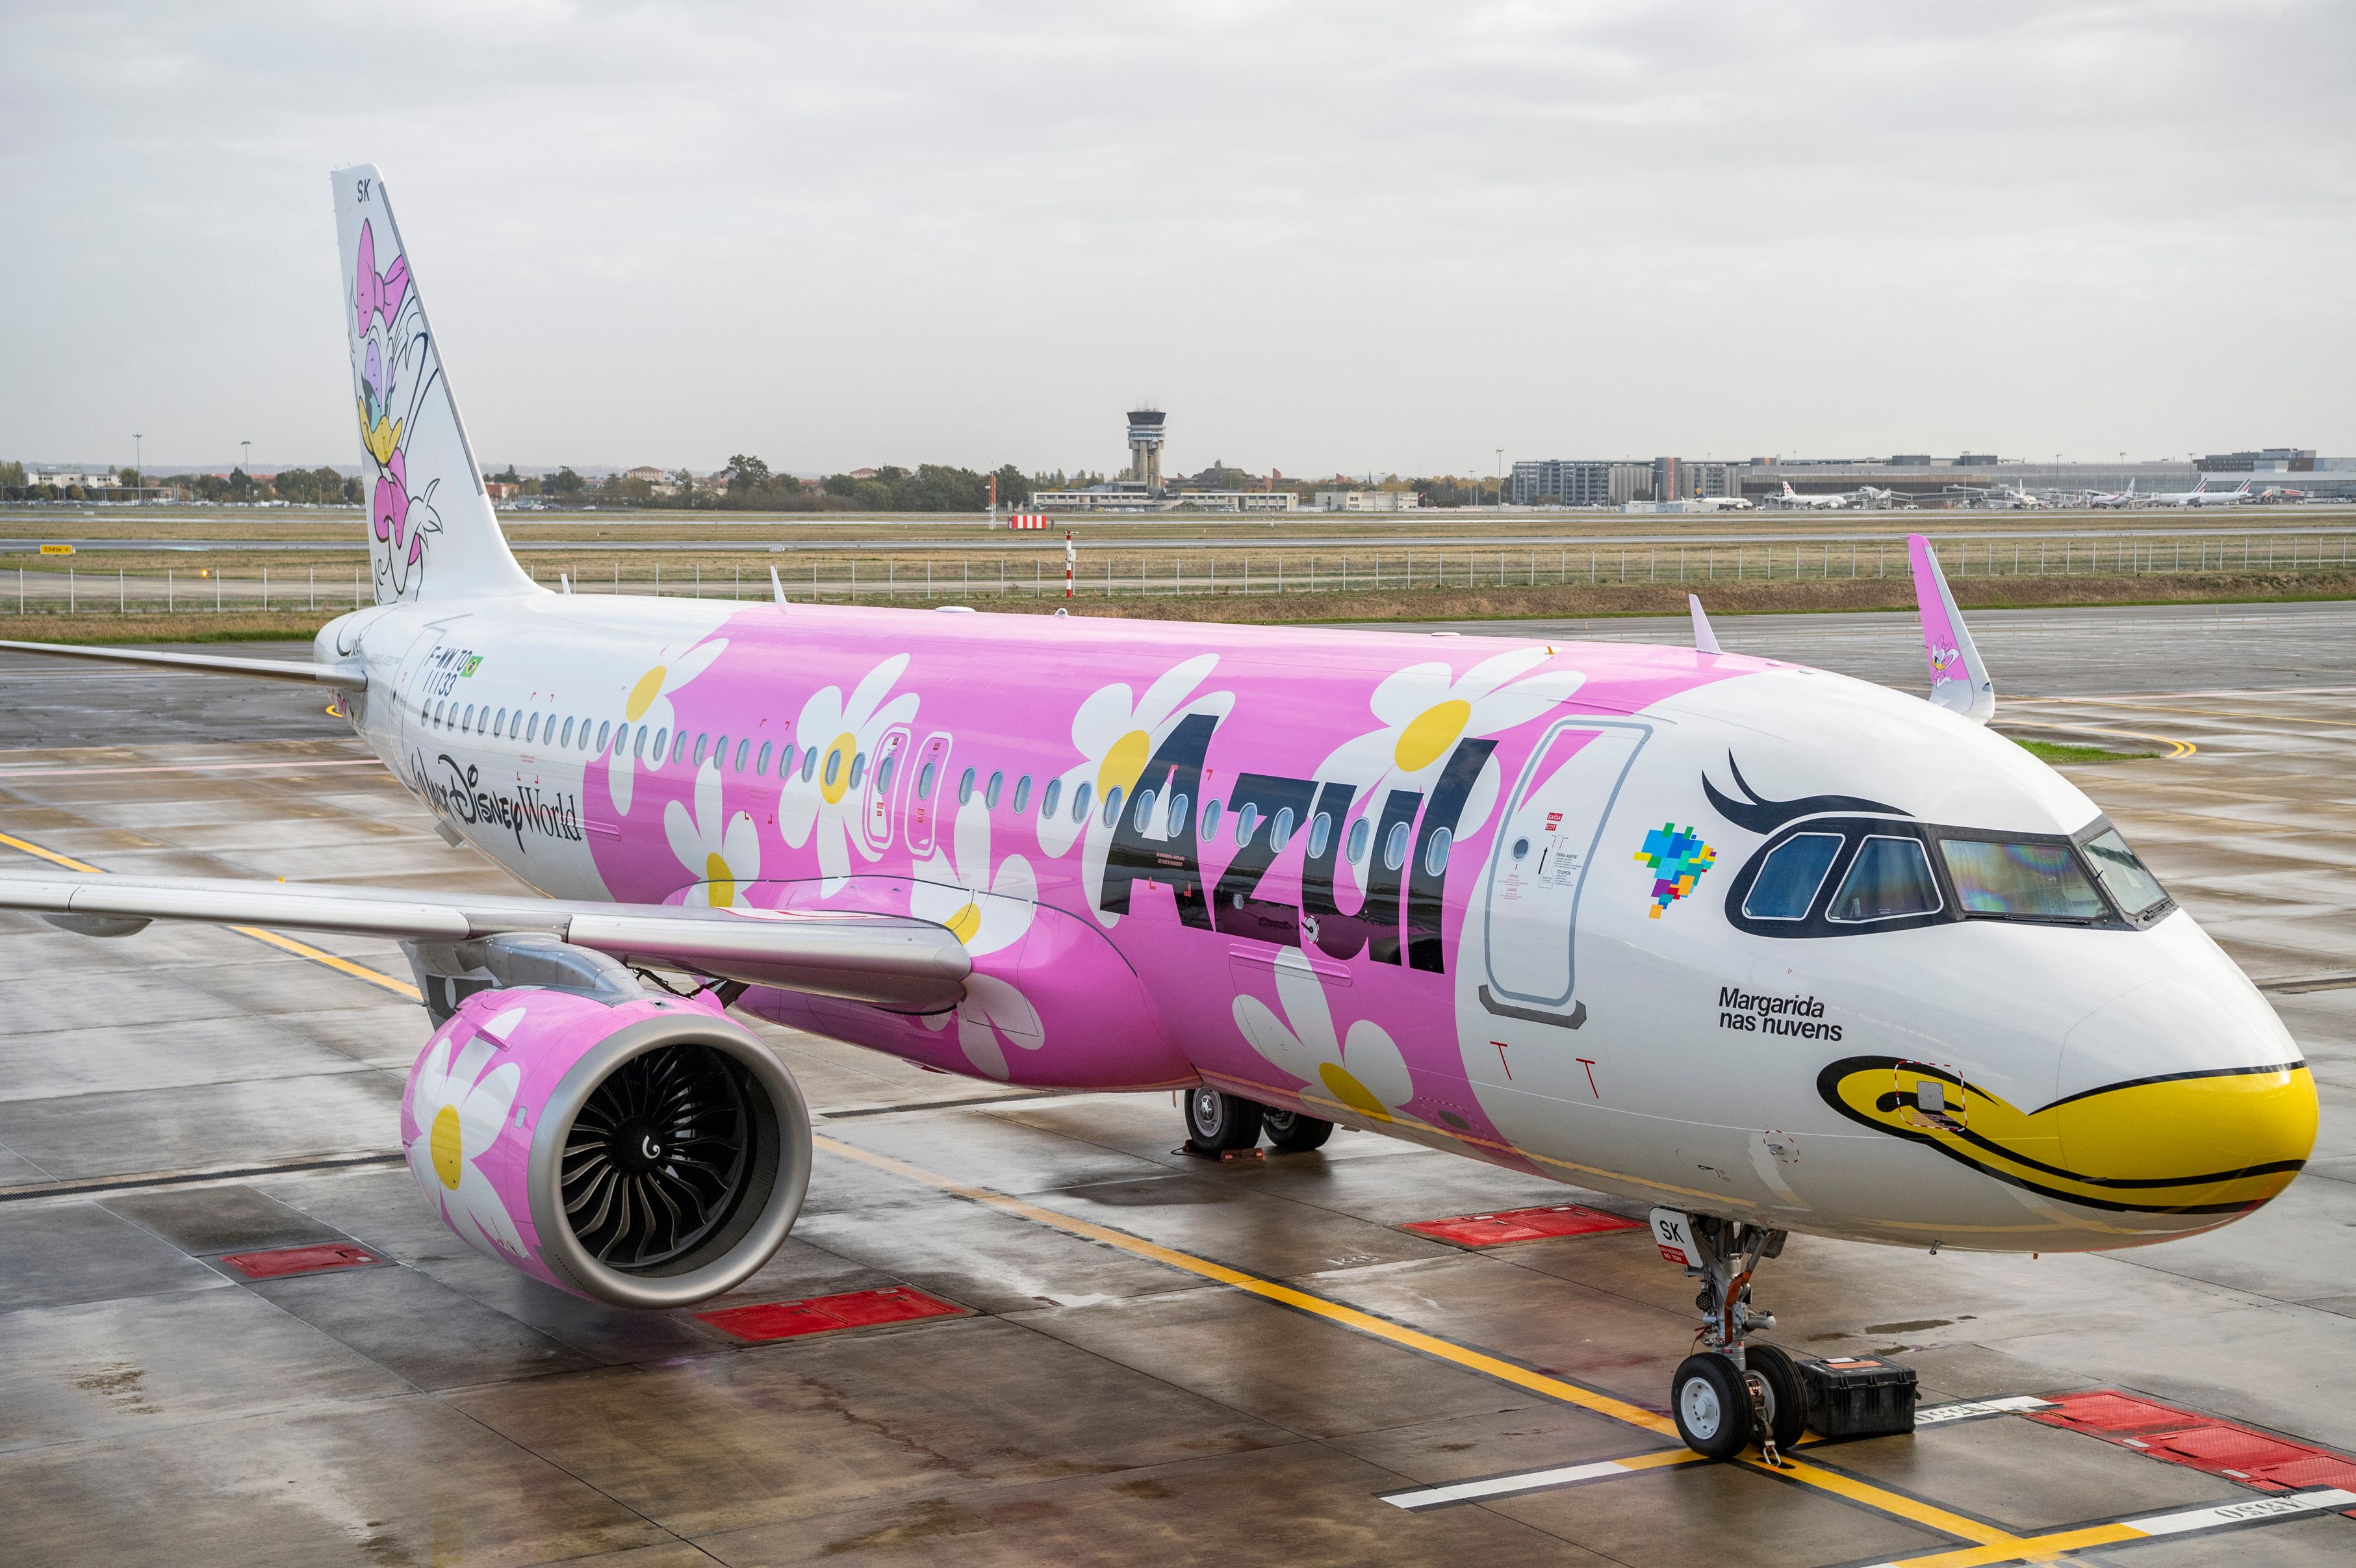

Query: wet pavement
[0,608,2351,1565]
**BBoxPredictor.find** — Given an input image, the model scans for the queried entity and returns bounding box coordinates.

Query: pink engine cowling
[398,984,812,1308]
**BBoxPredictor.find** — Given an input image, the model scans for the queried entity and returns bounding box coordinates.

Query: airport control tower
[1126,407,1166,493]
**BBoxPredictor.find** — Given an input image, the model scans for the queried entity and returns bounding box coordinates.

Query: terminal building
[1032,407,1298,513]
[1510,458,1740,507]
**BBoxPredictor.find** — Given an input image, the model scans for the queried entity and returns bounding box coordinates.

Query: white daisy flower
[912,797,1036,954]
[1231,947,1414,1124]
[778,654,919,892]
[924,973,1044,1082]
[1314,647,1585,892]
[1036,654,1232,926]
[610,636,729,817]
[405,1011,529,1260]
[664,761,761,906]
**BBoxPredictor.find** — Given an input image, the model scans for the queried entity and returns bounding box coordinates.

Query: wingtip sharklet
[1906,534,1995,725]
[1687,594,1722,656]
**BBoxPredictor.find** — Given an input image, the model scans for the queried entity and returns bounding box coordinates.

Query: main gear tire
[1261,1107,1333,1153]
[1184,1088,1264,1154]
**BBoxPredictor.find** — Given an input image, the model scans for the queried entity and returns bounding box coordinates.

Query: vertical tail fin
[333,164,535,604]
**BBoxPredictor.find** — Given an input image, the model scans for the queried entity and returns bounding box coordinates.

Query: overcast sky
[3,2,2350,476]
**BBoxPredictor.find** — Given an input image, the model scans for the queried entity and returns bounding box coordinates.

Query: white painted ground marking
[1380,1459,1636,1510]
[1914,1395,2055,1426]
[2119,1488,2356,1536]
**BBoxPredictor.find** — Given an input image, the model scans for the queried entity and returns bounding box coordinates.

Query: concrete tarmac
[0,605,2351,1565]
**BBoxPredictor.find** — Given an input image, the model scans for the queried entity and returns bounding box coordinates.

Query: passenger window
[1307,812,1332,859]
[736,739,750,774]
[1199,798,1222,840]
[958,767,976,804]
[1012,775,1031,814]
[849,752,867,790]
[1133,787,1157,830]
[493,709,506,738]
[642,728,658,760]
[801,745,818,783]
[1743,833,1843,921]
[596,721,612,751]
[462,704,475,731]
[694,734,710,766]
[1345,817,1371,864]
[876,753,895,793]
[1235,803,1260,845]
[526,713,539,743]
[1041,778,1062,819]
[985,771,1003,809]
[1383,821,1411,871]
[672,732,688,765]
[917,760,936,799]
[1941,840,2107,922]
[1424,827,1452,877]
[1826,836,1942,923]
[1072,780,1092,822]
[1169,792,1189,836]
[1270,807,1295,854]
[1101,784,1123,826]
[825,748,843,788]
[2082,829,2169,918]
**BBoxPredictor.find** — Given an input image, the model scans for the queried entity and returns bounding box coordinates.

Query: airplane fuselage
[325,592,2314,1256]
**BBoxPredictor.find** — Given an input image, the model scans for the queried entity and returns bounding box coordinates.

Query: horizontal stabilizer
[0,873,970,1010]
[1906,535,1994,724]
[0,640,366,688]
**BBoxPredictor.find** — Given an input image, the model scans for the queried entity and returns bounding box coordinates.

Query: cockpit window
[1825,836,1942,923]
[1742,832,1842,920]
[2082,829,2170,918]
[1941,840,2107,922]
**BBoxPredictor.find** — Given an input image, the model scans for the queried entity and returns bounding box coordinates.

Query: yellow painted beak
[1819,1057,2315,1216]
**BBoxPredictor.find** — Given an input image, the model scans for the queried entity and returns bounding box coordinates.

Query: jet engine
[399,977,811,1309]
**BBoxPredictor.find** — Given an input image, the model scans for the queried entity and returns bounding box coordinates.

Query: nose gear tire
[1672,1352,1754,1459]
[1745,1343,1809,1451]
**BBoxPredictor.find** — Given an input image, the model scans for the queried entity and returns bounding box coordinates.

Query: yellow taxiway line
[1999,719,2197,759]
[0,827,421,1001]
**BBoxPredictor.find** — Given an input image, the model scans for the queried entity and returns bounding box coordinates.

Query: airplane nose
[2058,971,2317,1218]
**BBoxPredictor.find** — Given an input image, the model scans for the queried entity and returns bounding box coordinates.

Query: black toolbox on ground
[1798,1354,1917,1438]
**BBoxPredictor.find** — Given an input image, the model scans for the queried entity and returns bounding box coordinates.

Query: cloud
[1,1,2349,472]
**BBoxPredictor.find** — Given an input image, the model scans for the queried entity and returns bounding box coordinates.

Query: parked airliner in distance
[0,166,2315,1461]
[2152,477,2254,508]
[1769,480,1847,509]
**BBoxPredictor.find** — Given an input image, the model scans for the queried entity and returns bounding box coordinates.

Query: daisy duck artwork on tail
[344,191,444,601]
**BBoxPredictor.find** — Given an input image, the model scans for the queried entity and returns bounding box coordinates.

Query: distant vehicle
[1771,480,1846,510]
[2151,478,2253,508]
[2087,480,2138,509]
[2256,486,2307,505]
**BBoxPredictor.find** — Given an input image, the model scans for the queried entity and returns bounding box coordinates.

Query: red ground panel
[220,1243,381,1280]
[696,1286,965,1343]
[2028,1390,2356,1515]
[1402,1203,1644,1247]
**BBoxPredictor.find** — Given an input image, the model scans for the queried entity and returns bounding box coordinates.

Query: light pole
[1495,448,1504,509]
[133,433,142,503]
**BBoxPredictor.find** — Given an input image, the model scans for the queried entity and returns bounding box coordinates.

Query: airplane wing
[0,872,970,1009]
[0,639,366,687]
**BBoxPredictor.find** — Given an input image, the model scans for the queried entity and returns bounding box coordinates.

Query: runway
[0,603,2350,1565]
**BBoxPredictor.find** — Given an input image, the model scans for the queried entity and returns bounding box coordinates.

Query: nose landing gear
[1652,1209,1802,1462]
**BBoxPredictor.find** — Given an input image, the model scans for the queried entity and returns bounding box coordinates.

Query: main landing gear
[1183,1088,1334,1156]
[1652,1209,1803,1463]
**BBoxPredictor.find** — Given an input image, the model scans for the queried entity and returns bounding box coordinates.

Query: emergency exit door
[1480,721,1650,1023]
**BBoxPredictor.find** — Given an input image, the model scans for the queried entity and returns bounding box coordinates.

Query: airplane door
[1479,721,1650,1025]
[905,731,953,856]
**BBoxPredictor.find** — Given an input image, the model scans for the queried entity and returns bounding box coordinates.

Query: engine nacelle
[400,984,811,1308]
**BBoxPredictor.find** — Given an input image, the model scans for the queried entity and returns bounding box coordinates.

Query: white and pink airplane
[0,168,2315,1459]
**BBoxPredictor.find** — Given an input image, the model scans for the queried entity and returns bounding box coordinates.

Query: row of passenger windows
[1743,825,2168,927]
[417,693,1455,875]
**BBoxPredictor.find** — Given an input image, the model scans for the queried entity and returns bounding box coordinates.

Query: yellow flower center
[704,851,735,906]
[1097,728,1151,798]
[625,667,667,722]
[943,901,982,944]
[1395,699,1472,773]
[1320,1062,1392,1124]
[429,1103,465,1190]
[819,732,857,804]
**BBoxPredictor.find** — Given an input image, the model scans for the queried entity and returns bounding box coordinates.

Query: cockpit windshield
[1939,840,2108,923]
[1722,815,2173,938]
[2081,829,2170,918]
